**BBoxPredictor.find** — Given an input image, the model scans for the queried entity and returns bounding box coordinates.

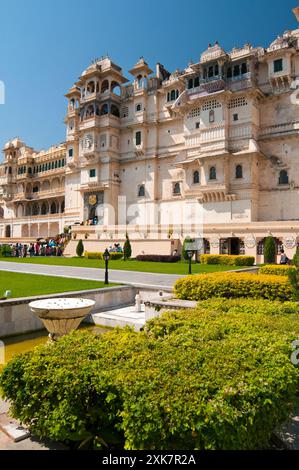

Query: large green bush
[200,254,254,266]
[1,298,299,450]
[0,244,12,257]
[174,272,293,301]
[259,265,297,276]
[264,236,276,264]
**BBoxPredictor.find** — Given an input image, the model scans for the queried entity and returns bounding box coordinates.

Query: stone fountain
[29,298,95,341]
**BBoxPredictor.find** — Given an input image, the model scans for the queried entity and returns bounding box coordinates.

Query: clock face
[245,237,256,249]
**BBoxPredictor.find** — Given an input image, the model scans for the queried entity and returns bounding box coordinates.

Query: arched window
[173,182,181,195]
[193,170,200,184]
[100,103,109,115]
[58,160,61,168]
[55,160,58,168]
[5,225,11,238]
[32,203,39,215]
[279,170,289,185]
[50,202,57,214]
[209,110,215,123]
[209,166,217,180]
[138,185,145,197]
[101,80,109,93]
[8,167,12,174]
[51,161,55,169]
[236,165,243,179]
[111,81,121,96]
[61,201,65,213]
[136,103,142,112]
[110,104,120,117]
[227,67,232,79]
[41,203,48,215]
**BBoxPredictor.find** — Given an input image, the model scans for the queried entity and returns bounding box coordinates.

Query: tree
[264,236,276,264]
[293,246,299,267]
[123,233,132,261]
[76,239,84,257]
[288,246,299,300]
[182,237,195,261]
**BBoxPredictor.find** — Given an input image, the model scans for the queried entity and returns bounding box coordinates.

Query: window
[33,186,39,193]
[196,122,200,129]
[188,78,193,89]
[279,170,289,185]
[136,103,142,112]
[233,113,239,121]
[89,169,96,178]
[135,131,142,146]
[68,148,73,158]
[194,76,200,88]
[227,67,232,79]
[193,170,200,184]
[233,65,240,77]
[209,166,217,180]
[274,59,283,73]
[138,185,145,197]
[241,62,248,75]
[209,110,215,123]
[173,182,181,195]
[236,165,243,179]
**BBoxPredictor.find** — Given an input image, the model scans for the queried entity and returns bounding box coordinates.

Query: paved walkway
[0,261,181,290]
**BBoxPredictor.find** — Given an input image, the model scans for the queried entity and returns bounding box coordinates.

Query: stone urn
[29,298,95,340]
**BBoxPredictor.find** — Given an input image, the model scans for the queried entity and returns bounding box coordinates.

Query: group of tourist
[108,243,123,253]
[5,237,66,258]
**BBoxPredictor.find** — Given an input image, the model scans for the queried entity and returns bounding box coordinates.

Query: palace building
[2,7,299,262]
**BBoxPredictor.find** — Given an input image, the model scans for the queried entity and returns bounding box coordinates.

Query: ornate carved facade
[2,9,299,260]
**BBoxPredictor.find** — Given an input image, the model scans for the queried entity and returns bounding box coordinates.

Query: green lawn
[0,256,243,275]
[0,270,117,299]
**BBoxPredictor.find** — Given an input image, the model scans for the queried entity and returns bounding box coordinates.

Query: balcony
[187,78,226,100]
[260,121,299,139]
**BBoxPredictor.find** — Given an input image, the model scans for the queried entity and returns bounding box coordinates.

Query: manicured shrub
[200,254,255,266]
[1,299,299,450]
[264,236,276,264]
[76,239,84,257]
[136,255,181,263]
[0,245,12,257]
[84,252,123,260]
[174,272,294,301]
[259,265,297,276]
[123,234,132,261]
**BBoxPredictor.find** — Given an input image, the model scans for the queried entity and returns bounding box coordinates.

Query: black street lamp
[103,248,110,285]
[187,250,193,275]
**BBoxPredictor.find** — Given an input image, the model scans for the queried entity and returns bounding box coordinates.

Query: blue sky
[0,0,298,157]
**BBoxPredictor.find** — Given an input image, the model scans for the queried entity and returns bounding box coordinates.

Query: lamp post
[103,248,110,285]
[187,250,193,275]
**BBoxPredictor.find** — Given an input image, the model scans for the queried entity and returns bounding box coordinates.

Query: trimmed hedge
[259,265,297,277]
[136,255,181,263]
[174,272,293,301]
[200,254,255,266]
[1,298,299,450]
[0,245,12,257]
[84,252,123,260]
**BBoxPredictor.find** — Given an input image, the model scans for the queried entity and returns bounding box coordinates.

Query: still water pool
[0,326,108,368]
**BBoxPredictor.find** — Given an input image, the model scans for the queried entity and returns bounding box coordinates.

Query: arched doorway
[5,225,11,238]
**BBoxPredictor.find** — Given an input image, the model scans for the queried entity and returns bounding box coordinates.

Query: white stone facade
[2,13,299,261]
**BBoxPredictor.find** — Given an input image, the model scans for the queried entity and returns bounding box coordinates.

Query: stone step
[91,306,145,331]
